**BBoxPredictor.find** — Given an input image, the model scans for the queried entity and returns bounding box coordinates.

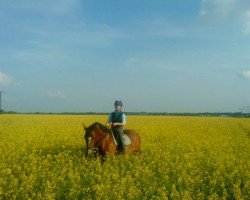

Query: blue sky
[0,0,250,113]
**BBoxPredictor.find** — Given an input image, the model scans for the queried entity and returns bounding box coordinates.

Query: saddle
[112,133,131,146]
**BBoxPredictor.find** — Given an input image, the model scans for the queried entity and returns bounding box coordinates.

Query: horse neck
[93,125,115,145]
[100,131,112,141]
[99,131,115,147]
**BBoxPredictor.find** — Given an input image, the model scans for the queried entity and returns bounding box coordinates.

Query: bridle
[87,126,110,151]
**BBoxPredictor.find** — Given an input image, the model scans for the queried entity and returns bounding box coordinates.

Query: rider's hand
[106,122,112,128]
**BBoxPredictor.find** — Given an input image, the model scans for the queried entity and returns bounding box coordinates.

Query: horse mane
[89,122,111,133]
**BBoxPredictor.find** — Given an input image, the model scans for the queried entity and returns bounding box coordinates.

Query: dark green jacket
[111,111,124,123]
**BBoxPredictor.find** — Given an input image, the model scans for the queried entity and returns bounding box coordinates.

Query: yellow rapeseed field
[0,114,249,199]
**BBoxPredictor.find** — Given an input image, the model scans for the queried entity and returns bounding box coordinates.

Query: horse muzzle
[87,137,98,152]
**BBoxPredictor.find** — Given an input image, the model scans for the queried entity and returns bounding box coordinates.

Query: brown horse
[83,122,141,157]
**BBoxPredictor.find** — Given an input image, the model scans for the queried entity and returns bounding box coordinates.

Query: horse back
[123,129,141,152]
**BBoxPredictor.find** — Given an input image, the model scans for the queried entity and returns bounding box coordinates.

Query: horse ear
[95,124,102,131]
[82,123,87,130]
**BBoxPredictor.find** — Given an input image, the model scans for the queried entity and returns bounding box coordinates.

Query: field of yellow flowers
[0,114,249,199]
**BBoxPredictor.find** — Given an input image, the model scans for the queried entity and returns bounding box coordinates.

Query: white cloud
[46,90,66,98]
[200,0,250,34]
[242,70,250,79]
[4,0,81,16]
[0,72,14,85]
[243,10,250,34]
[200,0,240,19]
[51,0,81,15]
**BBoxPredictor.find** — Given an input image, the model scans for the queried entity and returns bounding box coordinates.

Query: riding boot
[120,139,125,154]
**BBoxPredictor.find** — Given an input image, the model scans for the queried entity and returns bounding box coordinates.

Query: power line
[244,106,250,113]
[238,107,244,113]
[238,106,250,113]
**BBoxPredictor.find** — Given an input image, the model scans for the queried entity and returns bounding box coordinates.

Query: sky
[0,0,250,113]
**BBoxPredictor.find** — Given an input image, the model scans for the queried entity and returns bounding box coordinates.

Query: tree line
[1,109,250,117]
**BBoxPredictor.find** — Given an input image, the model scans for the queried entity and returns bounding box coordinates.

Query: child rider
[106,100,126,154]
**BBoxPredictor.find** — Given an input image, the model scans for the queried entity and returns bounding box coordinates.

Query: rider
[107,100,126,154]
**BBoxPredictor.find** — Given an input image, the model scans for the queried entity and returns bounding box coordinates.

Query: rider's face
[115,105,122,111]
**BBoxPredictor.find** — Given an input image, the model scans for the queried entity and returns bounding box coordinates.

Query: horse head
[83,123,90,147]
[83,122,110,156]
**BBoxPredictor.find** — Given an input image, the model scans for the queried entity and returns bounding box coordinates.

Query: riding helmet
[114,100,123,106]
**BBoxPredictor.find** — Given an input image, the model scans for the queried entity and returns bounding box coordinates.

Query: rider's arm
[112,122,125,126]
[113,114,126,127]
[106,114,112,126]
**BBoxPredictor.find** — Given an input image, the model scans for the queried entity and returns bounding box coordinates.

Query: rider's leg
[116,127,125,154]
[112,128,119,143]
[112,127,125,154]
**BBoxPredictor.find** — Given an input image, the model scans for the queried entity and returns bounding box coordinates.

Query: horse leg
[84,146,88,158]
[100,155,106,163]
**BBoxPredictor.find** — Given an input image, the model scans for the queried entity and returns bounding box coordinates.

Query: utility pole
[238,107,244,113]
[244,106,250,113]
[0,91,5,111]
